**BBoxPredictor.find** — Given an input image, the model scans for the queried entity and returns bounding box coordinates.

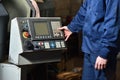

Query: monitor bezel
[28,19,53,40]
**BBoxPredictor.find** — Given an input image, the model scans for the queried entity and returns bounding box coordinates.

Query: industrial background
[0,0,120,80]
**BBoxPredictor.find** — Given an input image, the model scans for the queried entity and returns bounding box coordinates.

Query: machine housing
[9,17,66,65]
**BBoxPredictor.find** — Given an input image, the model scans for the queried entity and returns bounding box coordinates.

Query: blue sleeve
[99,0,120,59]
[67,0,87,33]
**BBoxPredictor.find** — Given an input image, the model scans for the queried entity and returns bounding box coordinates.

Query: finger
[95,62,102,70]
[64,34,67,37]
[58,27,65,30]
[65,35,70,41]
[103,64,106,69]
[100,64,104,70]
[97,63,101,70]
[95,62,98,70]
[100,63,107,70]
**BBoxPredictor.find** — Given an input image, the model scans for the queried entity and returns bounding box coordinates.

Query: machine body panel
[9,17,66,65]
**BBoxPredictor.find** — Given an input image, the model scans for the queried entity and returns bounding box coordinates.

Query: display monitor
[28,18,64,40]
[34,22,49,36]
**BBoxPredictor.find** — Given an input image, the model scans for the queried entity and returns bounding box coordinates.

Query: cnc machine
[0,0,66,80]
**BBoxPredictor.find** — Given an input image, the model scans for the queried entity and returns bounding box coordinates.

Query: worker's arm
[95,0,119,70]
[67,0,88,33]
[58,0,88,41]
[98,0,119,59]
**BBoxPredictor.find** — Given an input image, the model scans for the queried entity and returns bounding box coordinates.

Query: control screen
[34,22,49,36]
[51,21,63,37]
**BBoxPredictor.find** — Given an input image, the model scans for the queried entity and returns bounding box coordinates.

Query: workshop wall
[53,0,83,27]
[53,0,83,17]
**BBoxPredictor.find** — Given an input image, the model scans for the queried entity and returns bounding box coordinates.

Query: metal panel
[0,63,21,80]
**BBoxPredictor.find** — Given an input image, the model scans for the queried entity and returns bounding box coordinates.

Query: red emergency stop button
[23,32,30,38]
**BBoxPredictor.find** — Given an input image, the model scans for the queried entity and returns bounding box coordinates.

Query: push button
[23,32,30,38]
[50,41,56,48]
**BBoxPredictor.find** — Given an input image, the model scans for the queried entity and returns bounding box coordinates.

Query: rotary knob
[24,40,34,50]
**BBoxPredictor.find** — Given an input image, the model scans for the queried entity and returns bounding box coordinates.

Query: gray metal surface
[0,63,21,80]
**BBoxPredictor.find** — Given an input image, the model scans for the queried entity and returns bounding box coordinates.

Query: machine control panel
[16,17,66,51]
[9,17,67,65]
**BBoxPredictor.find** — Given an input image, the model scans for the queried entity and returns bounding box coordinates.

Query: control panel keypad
[32,40,65,50]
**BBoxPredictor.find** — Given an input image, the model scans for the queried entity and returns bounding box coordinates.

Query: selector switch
[22,25,28,32]
[22,21,29,32]
[24,40,34,50]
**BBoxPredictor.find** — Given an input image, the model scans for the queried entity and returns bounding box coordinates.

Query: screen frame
[28,19,52,40]
[28,18,64,40]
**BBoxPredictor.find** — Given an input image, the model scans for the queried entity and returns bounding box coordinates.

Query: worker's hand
[95,56,107,70]
[58,26,72,41]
